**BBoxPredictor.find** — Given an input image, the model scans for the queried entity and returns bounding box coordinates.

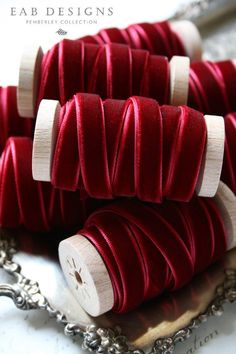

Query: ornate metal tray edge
[1,236,236,354]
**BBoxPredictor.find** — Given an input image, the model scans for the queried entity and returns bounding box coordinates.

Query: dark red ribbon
[188,60,236,115]
[0,86,32,152]
[222,113,236,194]
[37,37,236,117]
[51,94,207,202]
[0,137,104,232]
[37,41,170,109]
[79,21,185,57]
[80,197,227,313]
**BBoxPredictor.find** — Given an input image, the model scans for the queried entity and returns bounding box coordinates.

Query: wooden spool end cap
[32,99,61,182]
[169,55,190,106]
[17,44,43,118]
[170,20,202,61]
[214,182,236,251]
[170,55,190,106]
[196,115,225,197]
[59,235,114,317]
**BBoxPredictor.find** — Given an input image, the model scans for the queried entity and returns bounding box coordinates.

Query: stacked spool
[31,96,225,201]
[59,182,236,316]
[31,96,234,316]
[0,19,202,232]
[10,19,236,316]
[17,20,201,118]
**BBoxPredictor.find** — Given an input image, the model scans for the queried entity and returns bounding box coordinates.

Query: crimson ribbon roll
[1,138,226,315]
[0,137,104,232]
[0,87,33,152]
[79,21,186,57]
[37,41,170,109]
[51,94,206,202]
[222,113,236,194]
[79,197,227,313]
[188,60,236,116]
[37,38,236,116]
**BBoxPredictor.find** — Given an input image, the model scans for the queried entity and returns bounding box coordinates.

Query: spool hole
[75,270,83,285]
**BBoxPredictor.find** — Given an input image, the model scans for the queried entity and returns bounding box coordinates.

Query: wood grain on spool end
[196,115,225,197]
[59,235,114,317]
[32,99,61,182]
[214,182,236,251]
[170,20,202,61]
[169,55,190,106]
[17,45,43,118]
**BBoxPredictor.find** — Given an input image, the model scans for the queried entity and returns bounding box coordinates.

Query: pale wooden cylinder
[32,99,61,182]
[195,115,225,197]
[169,55,190,106]
[170,20,202,61]
[59,235,114,317]
[17,45,43,118]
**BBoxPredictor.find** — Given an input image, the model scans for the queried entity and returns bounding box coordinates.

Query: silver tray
[0,230,236,354]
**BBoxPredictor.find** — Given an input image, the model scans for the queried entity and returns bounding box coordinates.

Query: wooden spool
[59,181,236,317]
[32,99,61,182]
[58,236,114,317]
[33,100,225,202]
[170,20,202,61]
[17,21,201,118]
[195,115,225,197]
[169,55,190,106]
[17,44,43,118]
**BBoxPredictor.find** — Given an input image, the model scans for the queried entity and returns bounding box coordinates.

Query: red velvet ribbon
[37,41,170,109]
[222,113,236,194]
[0,135,228,315]
[51,94,206,202]
[188,60,236,115]
[0,137,104,232]
[79,21,186,57]
[37,37,236,117]
[0,87,32,152]
[79,197,227,313]
[1,86,234,209]
[0,137,227,314]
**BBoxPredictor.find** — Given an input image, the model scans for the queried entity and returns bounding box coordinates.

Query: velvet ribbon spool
[59,181,236,316]
[17,41,236,120]
[222,113,236,195]
[79,20,201,60]
[32,94,225,202]
[0,136,105,233]
[0,86,33,152]
[4,83,232,197]
[17,20,201,118]
[189,59,236,116]
[0,88,92,233]
[0,136,234,317]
